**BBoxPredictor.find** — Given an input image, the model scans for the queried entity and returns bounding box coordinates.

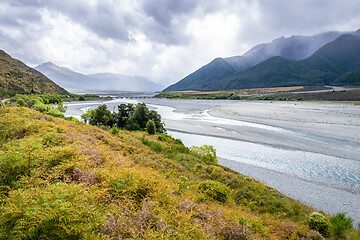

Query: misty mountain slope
[36,63,163,92]
[164,30,349,92]
[164,58,237,91]
[302,34,360,74]
[164,30,360,91]
[35,62,92,90]
[0,51,68,97]
[207,57,329,90]
[212,34,360,90]
[89,73,163,91]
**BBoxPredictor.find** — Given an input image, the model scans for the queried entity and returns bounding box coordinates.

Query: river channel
[64,96,360,224]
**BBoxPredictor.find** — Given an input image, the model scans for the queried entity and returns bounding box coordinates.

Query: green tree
[148,110,166,133]
[88,105,113,127]
[133,103,149,129]
[146,120,156,134]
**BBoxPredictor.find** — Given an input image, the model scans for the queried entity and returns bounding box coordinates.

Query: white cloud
[0,0,360,86]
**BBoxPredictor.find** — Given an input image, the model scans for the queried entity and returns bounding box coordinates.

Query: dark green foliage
[198,180,229,203]
[86,102,165,134]
[330,213,353,239]
[146,120,156,134]
[309,212,330,237]
[333,70,360,86]
[88,104,113,127]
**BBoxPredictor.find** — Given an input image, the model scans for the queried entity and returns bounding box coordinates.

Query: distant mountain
[88,73,163,92]
[164,58,237,91]
[164,30,358,92]
[0,50,68,97]
[207,33,360,90]
[35,63,163,92]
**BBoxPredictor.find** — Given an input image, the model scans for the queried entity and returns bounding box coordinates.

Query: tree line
[81,103,166,134]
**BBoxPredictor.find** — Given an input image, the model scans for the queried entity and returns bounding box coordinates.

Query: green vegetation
[10,94,67,118]
[82,103,166,134]
[156,88,360,102]
[309,212,330,237]
[330,213,354,239]
[0,50,68,98]
[0,106,358,239]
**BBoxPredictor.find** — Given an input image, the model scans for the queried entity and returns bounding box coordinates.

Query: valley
[64,96,360,225]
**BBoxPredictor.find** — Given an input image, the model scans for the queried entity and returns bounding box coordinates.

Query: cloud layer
[1,0,360,85]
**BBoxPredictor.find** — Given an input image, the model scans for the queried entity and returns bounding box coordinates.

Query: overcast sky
[1,0,360,85]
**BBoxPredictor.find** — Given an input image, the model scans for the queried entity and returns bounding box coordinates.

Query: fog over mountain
[35,62,163,92]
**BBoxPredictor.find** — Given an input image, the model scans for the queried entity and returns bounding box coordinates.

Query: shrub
[146,120,156,134]
[190,145,218,163]
[198,180,229,203]
[31,101,49,112]
[330,213,353,239]
[46,108,64,118]
[309,212,330,237]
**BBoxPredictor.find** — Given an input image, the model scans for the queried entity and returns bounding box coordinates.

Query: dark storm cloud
[1,0,360,83]
[258,0,360,33]
[142,0,198,27]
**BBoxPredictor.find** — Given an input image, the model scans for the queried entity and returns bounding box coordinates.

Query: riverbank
[64,98,360,225]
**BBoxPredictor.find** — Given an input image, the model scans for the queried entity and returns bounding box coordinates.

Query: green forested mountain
[165,58,237,91]
[332,70,360,86]
[0,50,68,97]
[301,34,360,75]
[213,57,330,90]
[164,31,360,91]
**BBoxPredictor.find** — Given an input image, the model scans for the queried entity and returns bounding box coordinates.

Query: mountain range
[35,63,163,92]
[0,50,68,97]
[164,29,360,91]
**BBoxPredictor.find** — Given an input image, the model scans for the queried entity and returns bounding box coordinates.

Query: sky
[1,0,360,86]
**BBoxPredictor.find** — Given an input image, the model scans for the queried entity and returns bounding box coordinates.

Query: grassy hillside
[0,50,68,98]
[1,107,359,239]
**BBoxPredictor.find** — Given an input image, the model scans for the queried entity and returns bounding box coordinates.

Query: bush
[330,213,353,239]
[190,145,218,163]
[198,180,229,203]
[309,212,330,237]
[46,108,64,118]
[31,101,50,112]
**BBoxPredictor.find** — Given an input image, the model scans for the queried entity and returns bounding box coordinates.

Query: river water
[64,96,360,224]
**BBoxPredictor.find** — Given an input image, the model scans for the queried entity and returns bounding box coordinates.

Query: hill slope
[36,62,163,92]
[165,32,360,91]
[164,58,237,91]
[0,106,326,239]
[0,51,68,97]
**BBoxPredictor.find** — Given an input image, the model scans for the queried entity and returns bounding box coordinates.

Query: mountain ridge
[0,50,68,97]
[35,63,163,92]
[164,30,360,91]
